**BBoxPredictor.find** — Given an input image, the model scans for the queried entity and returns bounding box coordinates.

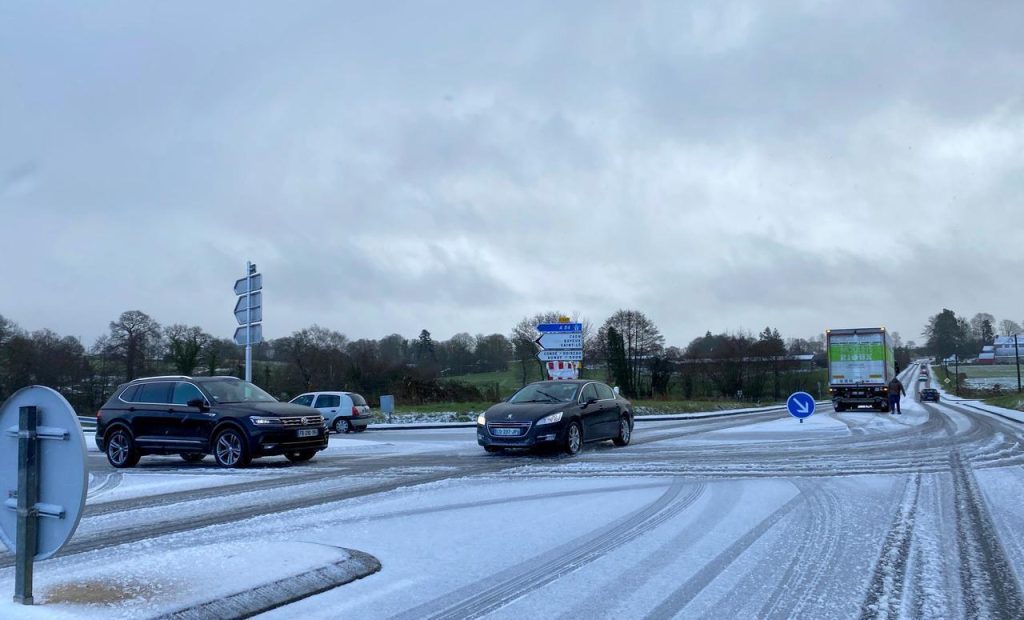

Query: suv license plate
[297,429,318,438]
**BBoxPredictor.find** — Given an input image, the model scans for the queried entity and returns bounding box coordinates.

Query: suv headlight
[477,414,486,426]
[537,412,563,426]
[249,416,279,426]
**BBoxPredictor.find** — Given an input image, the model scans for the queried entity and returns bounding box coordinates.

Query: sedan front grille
[278,415,324,427]
[487,422,532,438]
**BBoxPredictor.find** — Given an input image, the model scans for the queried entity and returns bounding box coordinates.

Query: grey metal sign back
[0,386,88,560]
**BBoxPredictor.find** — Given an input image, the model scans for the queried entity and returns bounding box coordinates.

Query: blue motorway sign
[536,322,582,333]
[786,392,815,420]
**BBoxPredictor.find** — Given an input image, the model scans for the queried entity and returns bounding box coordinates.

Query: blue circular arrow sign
[786,391,815,419]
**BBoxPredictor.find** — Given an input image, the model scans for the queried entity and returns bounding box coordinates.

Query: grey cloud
[1,1,1022,347]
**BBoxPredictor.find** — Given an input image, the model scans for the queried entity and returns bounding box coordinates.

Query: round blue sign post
[786,391,816,423]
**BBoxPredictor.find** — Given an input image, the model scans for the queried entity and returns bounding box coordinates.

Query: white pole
[245,261,252,383]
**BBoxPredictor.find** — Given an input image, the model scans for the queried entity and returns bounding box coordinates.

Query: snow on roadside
[0,542,349,619]
[87,471,265,505]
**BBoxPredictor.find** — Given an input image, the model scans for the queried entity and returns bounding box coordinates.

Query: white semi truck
[826,327,896,412]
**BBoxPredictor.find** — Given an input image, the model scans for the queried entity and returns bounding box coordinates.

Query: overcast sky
[2,1,1022,349]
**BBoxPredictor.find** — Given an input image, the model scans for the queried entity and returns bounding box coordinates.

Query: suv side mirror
[187,398,209,412]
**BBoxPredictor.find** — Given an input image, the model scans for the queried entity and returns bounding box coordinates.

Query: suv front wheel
[213,428,252,468]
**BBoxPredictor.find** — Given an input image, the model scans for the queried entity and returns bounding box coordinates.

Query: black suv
[95,376,328,468]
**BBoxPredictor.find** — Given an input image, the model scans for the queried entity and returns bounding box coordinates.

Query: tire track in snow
[550,481,742,620]
[949,451,1024,619]
[86,472,123,499]
[646,490,808,618]
[394,478,705,620]
[750,481,845,619]
[859,473,920,620]
[0,461,517,569]
[83,453,494,516]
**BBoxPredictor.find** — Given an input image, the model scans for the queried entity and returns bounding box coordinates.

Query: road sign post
[1015,334,1020,394]
[1,387,88,606]
[786,391,815,423]
[234,262,263,383]
[14,406,39,604]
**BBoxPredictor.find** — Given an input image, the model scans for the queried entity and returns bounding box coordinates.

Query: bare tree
[999,319,1022,337]
[598,310,665,397]
[105,310,162,381]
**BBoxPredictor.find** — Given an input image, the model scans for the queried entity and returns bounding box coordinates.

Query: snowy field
[2,364,1024,618]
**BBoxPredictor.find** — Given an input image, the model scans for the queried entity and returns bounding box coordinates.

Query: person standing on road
[888,376,906,414]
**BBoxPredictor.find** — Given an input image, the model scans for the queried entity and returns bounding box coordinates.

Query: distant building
[976,336,1020,364]
[993,336,1021,363]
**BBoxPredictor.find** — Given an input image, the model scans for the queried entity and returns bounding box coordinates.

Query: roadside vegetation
[932,364,1024,410]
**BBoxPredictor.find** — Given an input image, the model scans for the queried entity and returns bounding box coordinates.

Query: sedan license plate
[297,428,318,438]
[492,427,520,436]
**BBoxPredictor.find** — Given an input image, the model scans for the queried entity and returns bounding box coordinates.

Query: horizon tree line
[5,307,987,411]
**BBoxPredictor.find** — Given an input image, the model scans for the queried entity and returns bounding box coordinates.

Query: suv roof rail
[129,375,192,382]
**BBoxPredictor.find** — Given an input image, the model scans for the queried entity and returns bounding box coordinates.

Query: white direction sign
[234,273,263,296]
[538,349,583,362]
[234,292,263,325]
[234,323,263,346]
[535,333,584,350]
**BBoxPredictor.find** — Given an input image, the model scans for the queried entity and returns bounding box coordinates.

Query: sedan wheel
[332,418,345,434]
[106,428,140,468]
[213,428,251,468]
[613,417,632,446]
[564,421,582,456]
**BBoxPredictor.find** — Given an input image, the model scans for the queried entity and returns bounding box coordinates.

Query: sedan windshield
[202,378,277,404]
[509,383,579,403]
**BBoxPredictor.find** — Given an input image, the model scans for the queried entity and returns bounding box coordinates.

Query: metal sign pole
[245,261,252,383]
[1015,334,1020,394]
[13,405,39,605]
[955,354,959,395]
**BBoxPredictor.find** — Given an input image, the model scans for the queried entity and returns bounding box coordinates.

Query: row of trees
[923,310,1022,359]
[3,307,891,412]
[0,311,522,412]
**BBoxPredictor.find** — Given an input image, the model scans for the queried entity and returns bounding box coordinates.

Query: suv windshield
[201,378,277,404]
[509,383,579,403]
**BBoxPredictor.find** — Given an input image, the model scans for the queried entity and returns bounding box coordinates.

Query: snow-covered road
[2,364,1024,619]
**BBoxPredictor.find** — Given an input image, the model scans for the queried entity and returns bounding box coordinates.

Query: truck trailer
[826,327,896,412]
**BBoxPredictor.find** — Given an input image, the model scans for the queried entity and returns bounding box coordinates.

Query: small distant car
[917,374,928,382]
[477,380,634,455]
[289,391,372,433]
[919,388,940,402]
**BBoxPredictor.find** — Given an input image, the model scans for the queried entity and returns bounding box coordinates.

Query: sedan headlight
[537,411,563,426]
[477,414,487,426]
[249,416,280,426]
